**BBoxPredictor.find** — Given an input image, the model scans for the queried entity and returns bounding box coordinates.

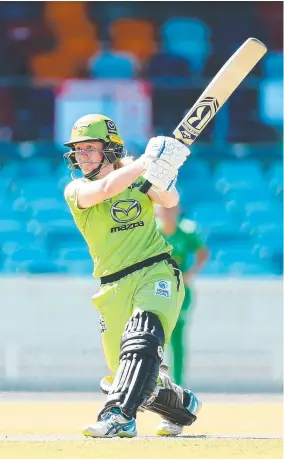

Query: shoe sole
[82,429,136,438]
[156,429,180,437]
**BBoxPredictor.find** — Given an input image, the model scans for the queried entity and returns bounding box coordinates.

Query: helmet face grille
[63,115,126,179]
[63,138,127,179]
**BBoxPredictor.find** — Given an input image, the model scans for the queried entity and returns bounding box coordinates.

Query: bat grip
[139,179,152,194]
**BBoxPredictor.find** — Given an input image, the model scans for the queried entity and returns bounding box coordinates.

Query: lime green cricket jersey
[157,219,204,273]
[64,178,171,278]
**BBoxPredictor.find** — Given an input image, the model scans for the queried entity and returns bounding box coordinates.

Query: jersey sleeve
[64,179,87,215]
[179,219,206,252]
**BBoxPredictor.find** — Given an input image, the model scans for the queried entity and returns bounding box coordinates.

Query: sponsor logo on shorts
[110,221,144,233]
[157,346,164,359]
[99,316,108,333]
[154,280,171,298]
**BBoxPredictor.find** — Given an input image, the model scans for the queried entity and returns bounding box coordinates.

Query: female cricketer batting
[156,206,209,386]
[63,114,201,438]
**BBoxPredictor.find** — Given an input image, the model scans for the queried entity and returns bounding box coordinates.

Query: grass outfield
[0,396,282,459]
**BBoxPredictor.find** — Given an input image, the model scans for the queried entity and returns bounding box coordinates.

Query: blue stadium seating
[147,53,191,78]
[0,149,282,277]
[263,52,283,77]
[266,161,283,196]
[161,18,211,73]
[89,51,138,78]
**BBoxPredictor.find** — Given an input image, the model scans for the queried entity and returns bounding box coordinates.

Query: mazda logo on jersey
[111,199,142,223]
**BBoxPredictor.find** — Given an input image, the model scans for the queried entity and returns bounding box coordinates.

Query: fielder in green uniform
[63,114,201,438]
[156,206,209,386]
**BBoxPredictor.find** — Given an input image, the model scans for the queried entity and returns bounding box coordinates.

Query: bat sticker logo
[186,97,219,131]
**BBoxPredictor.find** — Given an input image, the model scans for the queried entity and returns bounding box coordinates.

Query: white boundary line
[0,434,282,442]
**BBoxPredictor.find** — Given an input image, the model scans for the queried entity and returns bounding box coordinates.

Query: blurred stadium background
[0,1,282,393]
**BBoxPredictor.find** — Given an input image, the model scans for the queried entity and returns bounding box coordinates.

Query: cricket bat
[140,37,267,194]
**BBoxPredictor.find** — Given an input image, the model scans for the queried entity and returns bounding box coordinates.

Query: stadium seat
[31,208,71,222]
[8,246,46,261]
[224,187,271,204]
[214,161,265,193]
[244,203,282,219]
[228,262,274,276]
[58,259,93,276]
[214,160,263,181]
[266,161,283,197]
[206,228,252,248]
[0,3,43,20]
[89,51,138,78]
[45,226,85,255]
[199,260,230,276]
[244,200,278,216]
[253,228,283,258]
[0,142,19,161]
[0,204,29,222]
[25,260,68,275]
[0,231,36,256]
[263,52,283,78]
[0,88,14,131]
[55,246,92,275]
[16,179,61,200]
[4,20,53,58]
[0,179,12,199]
[0,219,23,232]
[215,246,257,262]
[16,158,51,178]
[179,159,210,182]
[31,1,100,81]
[179,179,221,211]
[190,202,234,227]
[241,207,283,234]
[4,246,47,273]
[110,18,157,62]
[146,52,191,78]
[258,2,282,50]
[58,247,90,262]
[161,18,211,74]
[162,17,210,41]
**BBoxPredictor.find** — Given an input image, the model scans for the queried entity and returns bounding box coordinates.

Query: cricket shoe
[82,407,137,438]
[155,389,202,437]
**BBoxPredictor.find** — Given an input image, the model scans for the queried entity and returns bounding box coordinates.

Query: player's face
[74,141,104,175]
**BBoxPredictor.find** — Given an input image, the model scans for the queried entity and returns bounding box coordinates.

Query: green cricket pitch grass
[0,394,282,459]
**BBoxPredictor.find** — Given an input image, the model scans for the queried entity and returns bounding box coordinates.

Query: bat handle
[139,179,152,194]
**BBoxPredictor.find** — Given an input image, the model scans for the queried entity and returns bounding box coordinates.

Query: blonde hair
[114,156,134,170]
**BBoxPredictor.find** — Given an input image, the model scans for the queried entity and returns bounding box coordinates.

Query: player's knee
[121,310,165,362]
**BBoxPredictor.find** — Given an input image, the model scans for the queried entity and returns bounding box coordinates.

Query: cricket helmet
[63,114,127,179]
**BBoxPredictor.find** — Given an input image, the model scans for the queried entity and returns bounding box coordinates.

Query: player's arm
[70,157,147,208]
[71,136,188,209]
[188,247,209,277]
[147,186,179,208]
[180,220,210,283]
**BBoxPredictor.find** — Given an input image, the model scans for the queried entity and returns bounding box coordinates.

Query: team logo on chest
[110,199,142,223]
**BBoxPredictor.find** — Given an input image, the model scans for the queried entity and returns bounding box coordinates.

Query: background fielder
[156,205,209,386]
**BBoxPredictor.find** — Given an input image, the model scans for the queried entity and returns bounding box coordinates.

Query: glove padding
[143,158,177,192]
[144,136,190,170]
